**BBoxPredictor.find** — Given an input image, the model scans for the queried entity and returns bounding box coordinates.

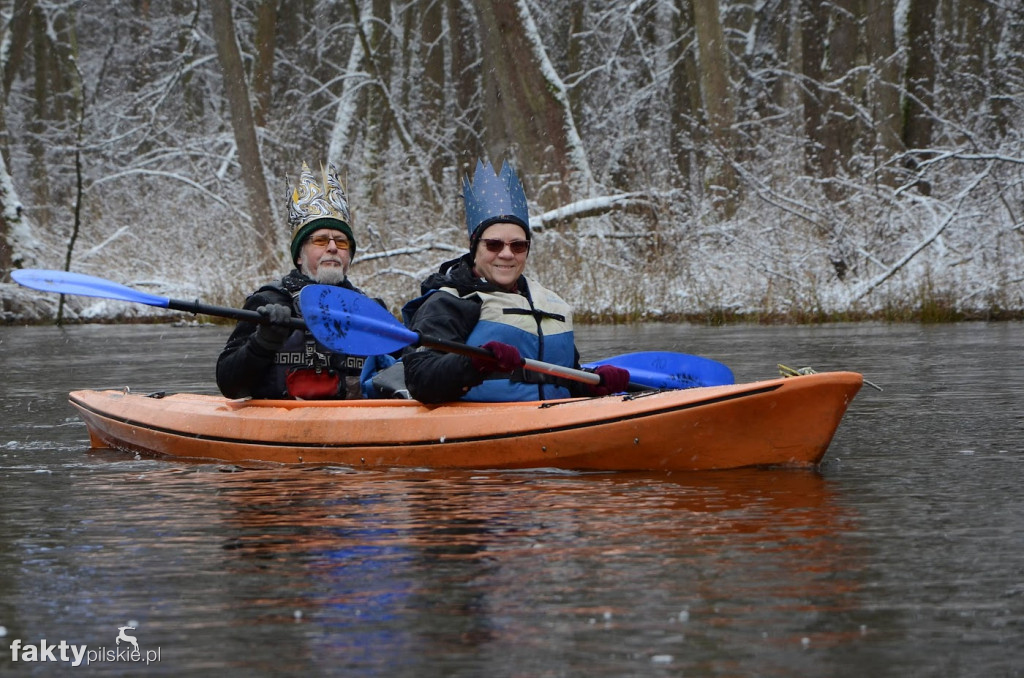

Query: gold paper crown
[288,161,355,260]
[288,162,351,233]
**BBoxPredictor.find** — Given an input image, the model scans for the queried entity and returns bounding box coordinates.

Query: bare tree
[799,0,862,191]
[475,0,593,206]
[252,0,278,129]
[417,0,447,187]
[0,0,33,169]
[210,0,277,272]
[903,0,938,157]
[0,0,43,277]
[28,4,50,230]
[447,0,483,171]
[670,0,701,191]
[0,142,31,278]
[864,0,904,180]
[692,0,738,215]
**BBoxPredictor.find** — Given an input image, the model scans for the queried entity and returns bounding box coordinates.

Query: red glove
[590,365,630,396]
[471,341,522,373]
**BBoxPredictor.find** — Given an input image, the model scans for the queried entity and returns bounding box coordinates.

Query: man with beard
[216,162,382,400]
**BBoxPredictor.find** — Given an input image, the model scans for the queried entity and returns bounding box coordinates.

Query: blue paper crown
[462,159,530,240]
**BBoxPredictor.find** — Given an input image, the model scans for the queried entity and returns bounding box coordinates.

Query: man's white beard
[301,258,347,285]
[313,266,347,285]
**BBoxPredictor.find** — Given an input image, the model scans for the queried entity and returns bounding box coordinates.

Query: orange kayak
[68,371,862,471]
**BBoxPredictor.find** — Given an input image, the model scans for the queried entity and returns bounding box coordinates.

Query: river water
[1,321,1022,676]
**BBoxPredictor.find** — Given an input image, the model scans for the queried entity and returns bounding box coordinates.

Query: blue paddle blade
[583,351,734,390]
[298,285,417,356]
[11,269,171,307]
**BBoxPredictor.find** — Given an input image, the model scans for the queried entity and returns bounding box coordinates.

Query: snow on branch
[355,242,465,263]
[530,192,657,232]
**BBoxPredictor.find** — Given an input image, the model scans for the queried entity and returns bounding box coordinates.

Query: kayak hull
[68,372,862,471]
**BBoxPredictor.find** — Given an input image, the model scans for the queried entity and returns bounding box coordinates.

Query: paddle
[12,268,729,392]
[10,269,306,331]
[12,270,614,390]
[297,283,619,388]
[583,351,734,389]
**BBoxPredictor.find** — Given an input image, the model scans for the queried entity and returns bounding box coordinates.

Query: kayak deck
[68,371,863,471]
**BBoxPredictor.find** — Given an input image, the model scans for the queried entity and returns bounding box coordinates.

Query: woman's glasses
[307,234,350,249]
[480,238,530,255]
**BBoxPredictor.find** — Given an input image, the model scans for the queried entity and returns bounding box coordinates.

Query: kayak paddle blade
[298,284,417,356]
[584,351,734,390]
[11,269,172,308]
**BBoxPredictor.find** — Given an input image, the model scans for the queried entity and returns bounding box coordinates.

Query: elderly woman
[401,159,629,404]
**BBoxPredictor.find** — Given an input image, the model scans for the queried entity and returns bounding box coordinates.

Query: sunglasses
[480,238,530,255]
[308,234,350,249]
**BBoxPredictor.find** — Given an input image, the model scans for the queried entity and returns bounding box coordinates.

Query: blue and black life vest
[439,278,576,402]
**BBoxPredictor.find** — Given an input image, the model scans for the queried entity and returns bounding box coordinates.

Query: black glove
[590,365,630,396]
[253,303,292,349]
[471,341,522,373]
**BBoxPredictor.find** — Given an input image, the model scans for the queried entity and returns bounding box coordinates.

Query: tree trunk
[252,0,278,129]
[670,0,701,190]
[750,0,794,119]
[692,0,739,216]
[991,4,1024,137]
[475,0,591,206]
[176,0,205,124]
[1,0,35,168]
[328,0,369,165]
[903,0,938,154]
[418,0,446,187]
[447,0,482,172]
[29,5,50,231]
[799,0,825,176]
[349,0,394,203]
[823,0,859,167]
[566,1,585,117]
[801,0,861,191]
[0,151,36,278]
[864,0,904,181]
[53,8,85,323]
[1,1,40,276]
[209,0,277,272]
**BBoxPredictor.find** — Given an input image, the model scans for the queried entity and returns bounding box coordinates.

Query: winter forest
[1,0,1023,324]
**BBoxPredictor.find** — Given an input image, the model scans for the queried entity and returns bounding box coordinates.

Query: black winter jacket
[216,270,370,399]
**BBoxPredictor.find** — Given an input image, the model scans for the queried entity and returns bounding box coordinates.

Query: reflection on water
[2,322,1024,676]
[3,461,861,676]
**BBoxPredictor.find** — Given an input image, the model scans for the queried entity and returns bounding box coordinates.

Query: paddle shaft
[415,332,603,387]
[167,302,619,390]
[164,298,306,331]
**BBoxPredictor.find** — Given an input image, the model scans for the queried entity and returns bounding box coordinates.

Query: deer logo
[116,626,139,653]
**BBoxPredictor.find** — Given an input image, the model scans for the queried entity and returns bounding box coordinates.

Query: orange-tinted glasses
[307,234,350,250]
